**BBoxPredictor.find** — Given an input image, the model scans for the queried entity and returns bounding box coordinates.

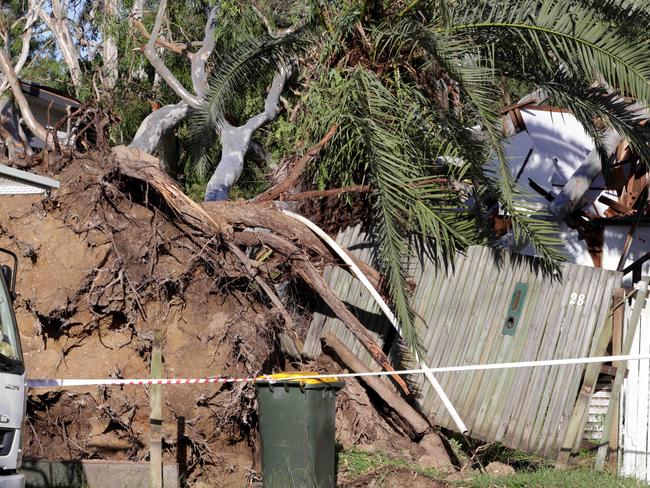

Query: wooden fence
[305,225,622,456]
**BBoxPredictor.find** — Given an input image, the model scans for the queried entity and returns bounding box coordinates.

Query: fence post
[607,287,625,471]
[150,329,163,488]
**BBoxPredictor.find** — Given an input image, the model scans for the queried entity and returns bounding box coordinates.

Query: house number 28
[569,293,585,306]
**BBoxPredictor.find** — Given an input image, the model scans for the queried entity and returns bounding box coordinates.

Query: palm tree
[191,0,650,353]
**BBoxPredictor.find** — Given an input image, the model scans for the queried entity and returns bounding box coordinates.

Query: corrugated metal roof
[305,225,622,455]
[19,80,80,108]
[0,165,59,195]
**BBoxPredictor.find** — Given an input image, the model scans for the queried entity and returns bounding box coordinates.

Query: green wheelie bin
[255,373,345,488]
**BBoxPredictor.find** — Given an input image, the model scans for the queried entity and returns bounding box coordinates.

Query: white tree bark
[204,68,290,201]
[0,7,38,93]
[128,1,219,153]
[0,97,21,158]
[101,0,120,90]
[141,0,201,108]
[32,0,83,91]
[130,102,191,155]
[128,0,290,200]
[0,48,51,145]
[189,5,218,98]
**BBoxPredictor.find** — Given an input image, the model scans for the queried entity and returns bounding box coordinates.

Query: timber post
[150,329,163,488]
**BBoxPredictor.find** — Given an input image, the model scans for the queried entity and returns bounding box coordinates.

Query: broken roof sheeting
[501,107,614,216]
[499,105,650,279]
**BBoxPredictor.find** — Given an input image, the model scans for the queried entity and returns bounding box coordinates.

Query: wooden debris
[322,333,429,438]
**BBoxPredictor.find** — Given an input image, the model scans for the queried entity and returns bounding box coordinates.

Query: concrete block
[20,459,179,488]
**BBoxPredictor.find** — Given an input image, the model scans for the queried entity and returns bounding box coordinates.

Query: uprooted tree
[3,1,650,474]
[0,0,411,393]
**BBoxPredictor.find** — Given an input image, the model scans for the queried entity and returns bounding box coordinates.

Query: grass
[458,467,649,488]
[338,448,442,479]
[338,448,650,488]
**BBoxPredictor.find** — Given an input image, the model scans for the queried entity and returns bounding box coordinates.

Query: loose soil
[1,152,451,486]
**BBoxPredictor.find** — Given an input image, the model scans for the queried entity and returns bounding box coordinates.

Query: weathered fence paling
[305,228,622,456]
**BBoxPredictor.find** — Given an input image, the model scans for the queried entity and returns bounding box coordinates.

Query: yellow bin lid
[256,372,340,384]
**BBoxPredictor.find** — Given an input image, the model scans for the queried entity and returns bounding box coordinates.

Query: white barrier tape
[281,210,469,433]
[26,352,650,388]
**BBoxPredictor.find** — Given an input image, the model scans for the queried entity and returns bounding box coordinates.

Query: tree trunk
[128,103,192,156]
[0,98,23,158]
[101,0,119,90]
[204,125,250,201]
[323,333,430,438]
[204,69,290,201]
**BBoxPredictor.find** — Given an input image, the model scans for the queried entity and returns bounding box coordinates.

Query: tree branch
[243,66,291,131]
[0,97,26,157]
[129,102,192,155]
[231,229,409,394]
[226,241,301,357]
[188,3,219,98]
[254,124,338,202]
[101,0,119,90]
[0,48,50,144]
[281,184,372,201]
[32,0,82,90]
[142,0,202,108]
[0,7,38,92]
[251,4,299,38]
[133,20,188,54]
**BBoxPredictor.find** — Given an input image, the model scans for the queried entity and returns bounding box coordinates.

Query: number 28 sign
[569,292,586,306]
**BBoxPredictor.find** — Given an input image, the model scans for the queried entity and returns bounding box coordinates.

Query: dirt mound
[2,153,277,482]
[0,151,440,485]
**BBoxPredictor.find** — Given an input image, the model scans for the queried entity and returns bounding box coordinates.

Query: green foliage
[285,0,650,349]
[187,25,312,183]
[339,448,648,488]
[291,66,480,352]
[9,0,650,356]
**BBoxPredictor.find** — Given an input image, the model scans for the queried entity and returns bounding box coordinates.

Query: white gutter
[0,164,60,191]
[282,210,469,434]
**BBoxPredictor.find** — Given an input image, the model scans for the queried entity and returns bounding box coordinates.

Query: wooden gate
[620,293,650,480]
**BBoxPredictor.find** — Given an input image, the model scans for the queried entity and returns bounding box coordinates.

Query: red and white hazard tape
[27,376,269,388]
[26,352,650,389]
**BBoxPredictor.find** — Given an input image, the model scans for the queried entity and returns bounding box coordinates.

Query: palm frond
[199,29,310,128]
[541,77,650,169]
[309,68,476,352]
[451,0,650,103]
[412,24,565,264]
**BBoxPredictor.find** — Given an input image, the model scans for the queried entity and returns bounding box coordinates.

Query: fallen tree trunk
[111,148,404,392]
[323,333,429,438]
[203,201,382,291]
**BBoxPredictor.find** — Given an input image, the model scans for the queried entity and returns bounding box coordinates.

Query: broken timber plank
[557,292,615,463]
[598,195,634,216]
[607,288,626,472]
[617,188,649,272]
[322,333,430,438]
